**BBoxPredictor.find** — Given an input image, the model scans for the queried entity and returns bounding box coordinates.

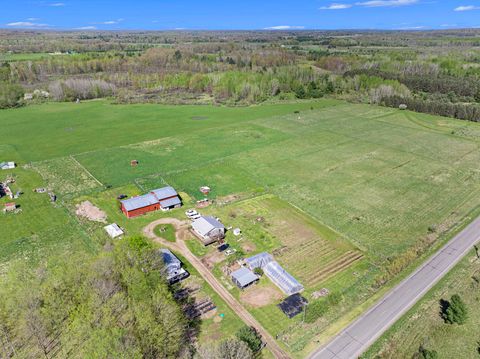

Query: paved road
[309,215,480,359]
[143,219,290,359]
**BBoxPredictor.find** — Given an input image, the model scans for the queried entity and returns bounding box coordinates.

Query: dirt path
[143,218,290,359]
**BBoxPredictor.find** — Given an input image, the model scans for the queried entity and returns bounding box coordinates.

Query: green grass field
[2,98,480,355]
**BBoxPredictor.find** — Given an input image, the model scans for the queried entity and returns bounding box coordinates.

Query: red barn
[121,186,181,218]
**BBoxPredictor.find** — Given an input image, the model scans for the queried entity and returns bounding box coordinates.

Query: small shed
[130,160,139,167]
[0,162,15,170]
[104,223,124,239]
[231,267,259,289]
[200,186,211,195]
[4,202,16,212]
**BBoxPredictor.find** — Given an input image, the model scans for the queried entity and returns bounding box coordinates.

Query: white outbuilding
[0,162,15,170]
[104,223,124,239]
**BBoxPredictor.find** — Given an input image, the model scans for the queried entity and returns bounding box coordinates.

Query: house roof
[160,196,182,208]
[121,193,158,212]
[245,252,273,269]
[104,223,124,238]
[151,186,178,201]
[160,249,182,276]
[192,216,225,236]
[231,267,258,288]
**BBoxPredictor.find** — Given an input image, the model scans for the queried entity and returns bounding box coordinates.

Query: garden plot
[32,156,101,195]
[211,195,363,290]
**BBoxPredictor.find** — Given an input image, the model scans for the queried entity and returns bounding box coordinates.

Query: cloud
[6,21,50,28]
[75,26,96,30]
[319,0,419,11]
[320,3,353,9]
[26,17,40,21]
[356,0,418,7]
[48,2,65,6]
[397,25,426,29]
[94,18,124,25]
[454,5,480,11]
[264,25,305,30]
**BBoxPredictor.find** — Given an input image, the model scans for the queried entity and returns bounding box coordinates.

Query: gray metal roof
[245,252,273,269]
[121,193,158,211]
[231,267,258,287]
[192,216,225,236]
[160,249,181,268]
[160,196,182,208]
[151,186,178,200]
[264,261,303,295]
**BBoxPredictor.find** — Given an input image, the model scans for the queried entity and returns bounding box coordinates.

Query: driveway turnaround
[143,218,290,359]
[309,215,480,359]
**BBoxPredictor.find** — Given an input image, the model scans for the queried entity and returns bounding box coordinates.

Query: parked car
[185,209,197,216]
[117,194,128,200]
[224,248,237,256]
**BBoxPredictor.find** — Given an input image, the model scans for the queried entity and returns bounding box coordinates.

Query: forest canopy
[0,236,187,359]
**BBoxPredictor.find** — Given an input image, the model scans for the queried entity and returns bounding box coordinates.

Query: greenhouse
[245,252,273,270]
[264,261,304,295]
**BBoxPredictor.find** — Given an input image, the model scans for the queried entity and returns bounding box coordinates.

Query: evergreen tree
[443,294,468,325]
[236,326,262,353]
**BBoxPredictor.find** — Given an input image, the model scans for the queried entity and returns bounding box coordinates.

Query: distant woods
[0,30,480,121]
[0,236,188,358]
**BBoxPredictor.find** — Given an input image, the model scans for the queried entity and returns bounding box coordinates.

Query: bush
[0,82,24,109]
[443,294,468,325]
[253,267,264,276]
[236,326,262,353]
[417,346,438,359]
[49,78,115,101]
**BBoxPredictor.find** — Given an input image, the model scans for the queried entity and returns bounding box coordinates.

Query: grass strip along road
[308,214,480,359]
[143,218,290,359]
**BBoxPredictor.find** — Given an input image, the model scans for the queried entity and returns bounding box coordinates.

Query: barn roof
[231,267,258,288]
[121,193,158,212]
[192,216,225,236]
[151,186,178,200]
[245,252,273,270]
[160,196,182,208]
[264,261,304,295]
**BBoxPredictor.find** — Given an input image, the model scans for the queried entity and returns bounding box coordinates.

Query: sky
[1,0,480,31]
